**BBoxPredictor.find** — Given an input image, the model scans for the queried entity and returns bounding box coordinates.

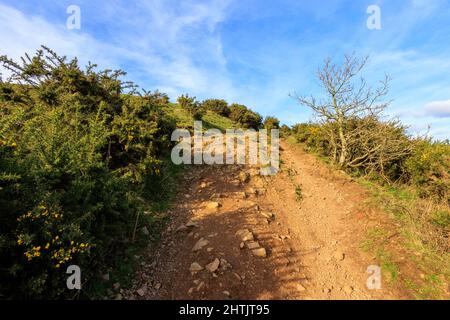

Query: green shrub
[177,94,204,121]
[280,125,291,137]
[263,116,280,130]
[291,123,329,153]
[0,47,174,298]
[201,99,230,117]
[229,103,262,129]
[405,140,450,202]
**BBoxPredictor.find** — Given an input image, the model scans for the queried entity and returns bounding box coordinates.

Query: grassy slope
[161,104,235,132]
[358,180,450,299]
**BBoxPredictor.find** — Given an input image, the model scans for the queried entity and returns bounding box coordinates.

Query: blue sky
[1,0,449,139]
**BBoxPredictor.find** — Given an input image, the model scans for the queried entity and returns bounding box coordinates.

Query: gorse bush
[291,123,329,154]
[177,94,204,121]
[201,99,230,117]
[263,116,280,130]
[0,47,176,298]
[229,103,262,129]
[0,46,263,299]
[405,140,450,203]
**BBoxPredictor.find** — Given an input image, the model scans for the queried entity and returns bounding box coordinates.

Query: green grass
[359,181,450,299]
[161,105,235,132]
[202,111,235,132]
[360,228,400,283]
[161,103,194,129]
[431,210,450,228]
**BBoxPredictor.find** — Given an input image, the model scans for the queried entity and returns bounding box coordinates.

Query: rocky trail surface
[122,141,405,300]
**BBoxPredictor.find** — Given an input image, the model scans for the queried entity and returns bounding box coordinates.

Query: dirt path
[123,140,405,300]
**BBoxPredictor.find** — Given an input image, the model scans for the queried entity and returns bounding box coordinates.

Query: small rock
[222,290,231,297]
[176,225,188,232]
[136,287,146,297]
[251,247,267,258]
[192,238,209,252]
[239,242,245,249]
[237,192,248,199]
[297,283,307,292]
[334,252,345,261]
[342,286,354,294]
[200,181,208,188]
[246,241,260,250]
[206,258,220,273]
[260,211,274,219]
[323,288,331,293]
[256,188,266,196]
[205,201,221,211]
[186,220,198,228]
[236,229,254,242]
[196,281,205,291]
[113,282,120,290]
[155,283,161,290]
[219,258,232,270]
[233,272,242,281]
[190,262,204,272]
[101,273,110,281]
[206,247,214,252]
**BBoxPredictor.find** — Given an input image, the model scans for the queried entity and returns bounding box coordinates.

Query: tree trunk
[337,118,347,167]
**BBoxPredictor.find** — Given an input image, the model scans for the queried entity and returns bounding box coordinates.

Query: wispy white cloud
[0,1,449,140]
[0,1,236,99]
[424,100,450,118]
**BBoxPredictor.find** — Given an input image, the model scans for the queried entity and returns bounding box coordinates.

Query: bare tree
[295,54,391,167]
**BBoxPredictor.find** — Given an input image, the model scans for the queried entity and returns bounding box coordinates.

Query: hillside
[0,47,448,300]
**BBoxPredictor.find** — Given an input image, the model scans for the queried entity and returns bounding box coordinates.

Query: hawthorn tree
[295,54,412,176]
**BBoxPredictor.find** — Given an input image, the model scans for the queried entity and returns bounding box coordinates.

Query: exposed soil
[123,140,407,300]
